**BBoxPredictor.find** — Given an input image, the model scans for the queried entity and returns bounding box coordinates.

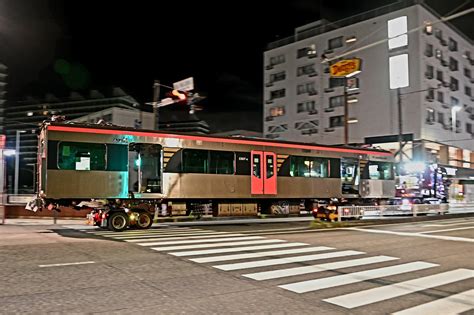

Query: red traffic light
[166,89,187,104]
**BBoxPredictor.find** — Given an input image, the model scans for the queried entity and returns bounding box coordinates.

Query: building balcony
[425,95,434,102]
[265,99,274,104]
[425,72,434,79]
[324,127,335,132]
[265,116,274,122]
[440,39,447,46]
[265,65,273,70]
[265,82,274,87]
[324,107,335,113]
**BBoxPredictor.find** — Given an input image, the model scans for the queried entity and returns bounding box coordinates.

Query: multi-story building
[264,0,473,200]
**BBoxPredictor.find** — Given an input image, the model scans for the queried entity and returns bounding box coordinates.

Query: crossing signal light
[166,89,187,104]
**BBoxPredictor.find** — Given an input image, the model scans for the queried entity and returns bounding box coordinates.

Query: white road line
[280,261,438,294]
[39,261,95,268]
[113,231,231,239]
[214,250,364,271]
[169,243,309,257]
[189,246,334,263]
[151,239,285,251]
[422,221,474,227]
[392,289,474,315]
[324,268,473,309]
[348,228,474,243]
[137,236,264,247]
[91,228,196,236]
[126,233,246,243]
[243,256,399,281]
[419,226,474,234]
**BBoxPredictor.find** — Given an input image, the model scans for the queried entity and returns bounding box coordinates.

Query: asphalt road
[0,217,473,314]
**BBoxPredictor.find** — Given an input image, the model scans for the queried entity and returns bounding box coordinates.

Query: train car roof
[44,122,393,157]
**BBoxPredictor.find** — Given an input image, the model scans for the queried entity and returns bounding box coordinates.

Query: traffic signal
[167,89,187,104]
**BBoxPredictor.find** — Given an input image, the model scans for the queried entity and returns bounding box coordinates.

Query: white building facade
[263,1,473,172]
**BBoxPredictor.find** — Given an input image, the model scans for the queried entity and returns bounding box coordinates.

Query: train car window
[107,144,128,171]
[209,151,234,174]
[183,149,209,173]
[58,142,106,171]
[235,152,250,175]
[266,155,274,178]
[253,154,261,178]
[290,156,329,178]
[367,161,394,180]
[47,140,59,169]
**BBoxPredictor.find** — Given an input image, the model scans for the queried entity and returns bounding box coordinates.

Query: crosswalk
[85,227,474,313]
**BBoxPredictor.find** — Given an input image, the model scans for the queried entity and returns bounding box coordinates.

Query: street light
[451,105,461,133]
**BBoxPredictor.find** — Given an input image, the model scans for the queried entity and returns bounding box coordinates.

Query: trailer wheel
[135,212,153,229]
[108,212,129,232]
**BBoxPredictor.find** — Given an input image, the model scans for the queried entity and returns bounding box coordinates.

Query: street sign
[173,77,194,92]
[330,59,361,78]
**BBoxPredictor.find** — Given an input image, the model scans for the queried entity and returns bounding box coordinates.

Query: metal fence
[337,204,450,221]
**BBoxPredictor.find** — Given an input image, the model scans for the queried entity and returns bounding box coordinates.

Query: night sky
[1,0,472,132]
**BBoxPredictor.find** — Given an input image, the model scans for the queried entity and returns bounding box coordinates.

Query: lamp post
[14,130,26,195]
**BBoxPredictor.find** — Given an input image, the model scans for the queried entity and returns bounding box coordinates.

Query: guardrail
[337,204,450,221]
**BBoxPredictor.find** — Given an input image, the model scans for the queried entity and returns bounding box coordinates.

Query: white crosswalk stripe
[189,246,334,263]
[137,236,265,247]
[324,268,474,309]
[243,255,399,281]
[92,227,194,236]
[392,289,474,315]
[214,250,365,271]
[151,239,286,251]
[169,242,309,257]
[113,231,232,239]
[125,233,247,243]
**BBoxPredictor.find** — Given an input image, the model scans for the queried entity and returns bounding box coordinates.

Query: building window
[268,125,288,133]
[329,77,345,88]
[183,149,208,173]
[329,115,344,128]
[426,88,434,100]
[434,29,443,40]
[297,101,317,113]
[449,57,458,71]
[297,82,316,95]
[387,16,408,49]
[425,43,433,57]
[450,77,458,91]
[270,71,286,83]
[367,161,394,180]
[435,49,442,59]
[451,96,459,107]
[425,64,434,79]
[436,70,444,82]
[467,123,473,134]
[269,106,285,117]
[297,45,317,58]
[426,108,435,124]
[346,77,360,91]
[437,111,444,124]
[465,85,472,97]
[329,95,345,108]
[464,68,472,78]
[297,64,316,76]
[437,91,444,103]
[328,36,343,50]
[270,89,286,99]
[448,38,457,51]
[269,55,285,66]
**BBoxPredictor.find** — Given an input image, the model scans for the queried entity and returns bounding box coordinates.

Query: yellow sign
[330,59,361,77]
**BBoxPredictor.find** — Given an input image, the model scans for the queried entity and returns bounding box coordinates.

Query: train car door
[129,143,162,194]
[251,151,277,195]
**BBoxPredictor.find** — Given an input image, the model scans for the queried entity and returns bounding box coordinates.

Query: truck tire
[108,212,129,232]
[135,212,153,229]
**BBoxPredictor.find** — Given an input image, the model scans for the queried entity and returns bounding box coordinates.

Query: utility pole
[152,80,160,130]
[397,87,403,163]
[343,77,349,145]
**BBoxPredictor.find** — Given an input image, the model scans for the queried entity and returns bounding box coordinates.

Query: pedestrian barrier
[337,204,449,221]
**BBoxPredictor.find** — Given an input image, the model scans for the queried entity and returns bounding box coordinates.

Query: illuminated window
[426,108,435,124]
[435,49,442,59]
[389,54,409,89]
[387,16,408,50]
[328,36,343,50]
[270,106,285,117]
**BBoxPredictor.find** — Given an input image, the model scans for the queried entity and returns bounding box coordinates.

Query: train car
[31,121,395,230]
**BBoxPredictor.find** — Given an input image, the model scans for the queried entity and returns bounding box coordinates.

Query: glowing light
[389,54,409,89]
[403,161,426,173]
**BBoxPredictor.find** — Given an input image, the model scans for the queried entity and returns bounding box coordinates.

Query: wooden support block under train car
[169,202,187,216]
[242,203,258,216]
[216,203,231,216]
[230,204,243,216]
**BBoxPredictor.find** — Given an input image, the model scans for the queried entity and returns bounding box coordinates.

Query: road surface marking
[419,226,474,234]
[281,261,437,294]
[113,231,232,239]
[189,246,333,263]
[126,233,246,242]
[91,227,196,236]
[214,250,364,271]
[151,239,285,251]
[421,220,474,227]
[169,243,309,257]
[243,256,399,281]
[137,236,264,246]
[324,268,473,309]
[348,228,474,243]
[392,289,474,315]
[39,261,95,268]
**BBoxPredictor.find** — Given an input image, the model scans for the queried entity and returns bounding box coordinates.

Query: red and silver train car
[33,122,395,230]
